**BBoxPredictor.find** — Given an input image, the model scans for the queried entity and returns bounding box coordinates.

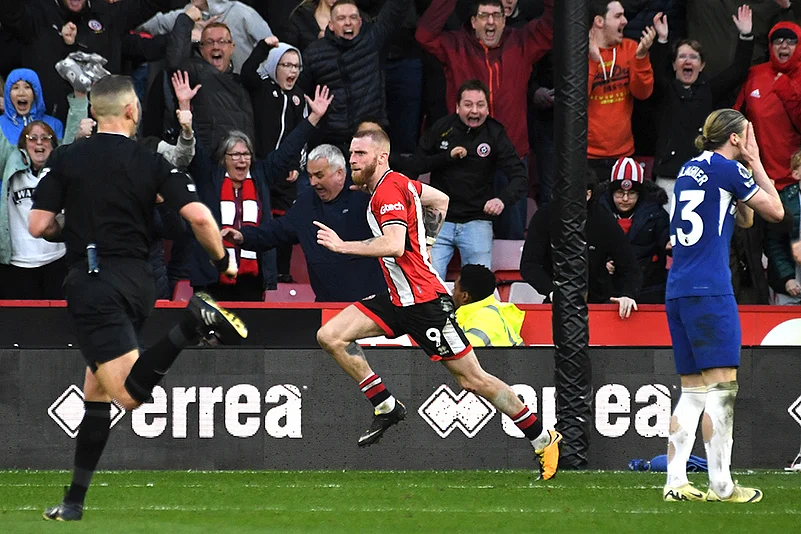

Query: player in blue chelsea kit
[663,109,784,504]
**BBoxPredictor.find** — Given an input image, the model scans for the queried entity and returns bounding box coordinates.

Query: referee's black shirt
[32,133,200,268]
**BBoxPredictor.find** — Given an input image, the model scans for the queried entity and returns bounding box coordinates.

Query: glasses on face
[200,38,233,47]
[278,62,301,71]
[773,37,798,46]
[25,134,53,143]
[613,190,639,200]
[677,53,701,61]
[476,11,505,21]
[226,152,252,161]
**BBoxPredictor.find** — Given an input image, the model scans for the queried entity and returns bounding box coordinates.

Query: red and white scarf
[219,175,261,284]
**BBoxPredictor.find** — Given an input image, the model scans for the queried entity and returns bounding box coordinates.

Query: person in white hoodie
[138,0,273,73]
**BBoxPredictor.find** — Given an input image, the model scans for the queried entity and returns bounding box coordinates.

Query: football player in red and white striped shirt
[314,129,562,478]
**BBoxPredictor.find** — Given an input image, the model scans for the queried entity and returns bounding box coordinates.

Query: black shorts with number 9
[355,292,472,361]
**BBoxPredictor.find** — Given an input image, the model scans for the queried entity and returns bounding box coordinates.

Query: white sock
[704,381,738,498]
[375,397,396,415]
[666,386,707,487]
[531,428,551,451]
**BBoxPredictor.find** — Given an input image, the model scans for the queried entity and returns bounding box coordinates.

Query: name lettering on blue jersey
[678,165,708,186]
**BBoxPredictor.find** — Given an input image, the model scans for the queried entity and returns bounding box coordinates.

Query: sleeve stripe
[740,185,759,203]
[381,220,408,228]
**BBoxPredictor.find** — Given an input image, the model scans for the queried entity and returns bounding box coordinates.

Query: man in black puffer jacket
[301,0,406,153]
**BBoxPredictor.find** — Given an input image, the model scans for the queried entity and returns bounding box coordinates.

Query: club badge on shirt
[88,20,103,33]
[477,143,491,158]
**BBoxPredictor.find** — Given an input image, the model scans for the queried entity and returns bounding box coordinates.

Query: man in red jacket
[416,0,553,238]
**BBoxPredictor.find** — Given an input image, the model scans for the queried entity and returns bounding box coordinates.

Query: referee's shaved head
[90,75,138,119]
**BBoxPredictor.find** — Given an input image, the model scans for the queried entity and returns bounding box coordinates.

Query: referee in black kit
[29,75,248,522]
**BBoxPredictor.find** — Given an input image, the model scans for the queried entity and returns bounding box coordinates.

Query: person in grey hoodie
[242,37,309,282]
[138,0,273,73]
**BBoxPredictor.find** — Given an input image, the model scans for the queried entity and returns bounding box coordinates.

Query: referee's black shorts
[64,258,156,372]
[356,292,472,361]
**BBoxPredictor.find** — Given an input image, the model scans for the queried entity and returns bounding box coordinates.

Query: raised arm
[415,0,458,63]
[165,11,197,71]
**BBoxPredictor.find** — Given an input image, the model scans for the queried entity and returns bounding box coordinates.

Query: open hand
[171,70,201,108]
[636,26,657,58]
[306,85,333,124]
[610,296,638,319]
[733,5,753,36]
[653,12,668,42]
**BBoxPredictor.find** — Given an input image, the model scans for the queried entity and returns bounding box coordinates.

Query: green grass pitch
[1,470,798,533]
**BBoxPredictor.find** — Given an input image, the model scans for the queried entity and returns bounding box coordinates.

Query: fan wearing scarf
[735,21,801,192]
[187,84,333,301]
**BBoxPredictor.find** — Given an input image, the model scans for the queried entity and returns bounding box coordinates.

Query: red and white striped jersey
[367,170,447,306]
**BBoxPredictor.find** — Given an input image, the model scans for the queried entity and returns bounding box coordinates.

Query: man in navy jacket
[221,144,386,302]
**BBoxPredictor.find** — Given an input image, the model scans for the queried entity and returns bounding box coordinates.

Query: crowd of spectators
[0,0,799,307]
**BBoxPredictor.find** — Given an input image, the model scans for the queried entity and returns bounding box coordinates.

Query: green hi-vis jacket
[455,295,525,347]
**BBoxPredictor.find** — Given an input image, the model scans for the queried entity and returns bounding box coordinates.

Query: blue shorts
[665,295,741,375]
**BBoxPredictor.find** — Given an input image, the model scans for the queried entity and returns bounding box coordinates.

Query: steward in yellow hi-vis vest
[452,264,524,347]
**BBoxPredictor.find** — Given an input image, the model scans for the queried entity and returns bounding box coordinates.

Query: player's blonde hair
[695,108,747,152]
[90,75,138,119]
[353,128,390,153]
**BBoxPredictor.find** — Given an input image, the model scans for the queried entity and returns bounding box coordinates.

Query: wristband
[212,253,229,273]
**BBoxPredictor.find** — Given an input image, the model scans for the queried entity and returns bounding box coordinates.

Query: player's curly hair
[695,108,747,152]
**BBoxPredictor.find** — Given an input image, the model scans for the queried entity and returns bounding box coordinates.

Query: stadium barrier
[2,346,800,470]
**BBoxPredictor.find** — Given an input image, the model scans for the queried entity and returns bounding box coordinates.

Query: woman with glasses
[186,85,332,301]
[598,157,670,304]
[649,8,754,206]
[242,36,308,283]
[0,121,67,298]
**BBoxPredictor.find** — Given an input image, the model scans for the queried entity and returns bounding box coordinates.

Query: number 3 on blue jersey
[670,190,705,248]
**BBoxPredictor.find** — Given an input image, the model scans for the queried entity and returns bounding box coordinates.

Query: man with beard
[313,128,563,480]
[416,79,528,279]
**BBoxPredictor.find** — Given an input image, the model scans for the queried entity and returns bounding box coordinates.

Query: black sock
[65,401,111,505]
[512,406,544,441]
[124,317,196,403]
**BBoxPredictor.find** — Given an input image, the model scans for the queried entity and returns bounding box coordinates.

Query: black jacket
[284,4,322,53]
[651,36,754,179]
[598,183,670,303]
[166,13,254,153]
[301,0,406,147]
[0,0,168,122]
[520,201,642,303]
[241,40,307,212]
[417,114,528,223]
